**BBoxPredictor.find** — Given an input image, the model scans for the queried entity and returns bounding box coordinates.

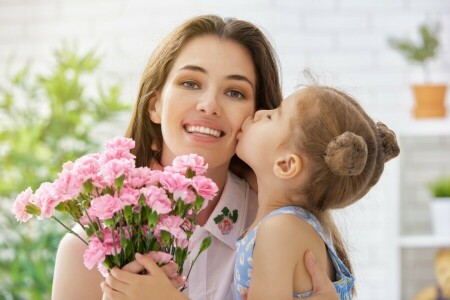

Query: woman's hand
[303,250,339,300]
[101,253,187,300]
[240,250,339,300]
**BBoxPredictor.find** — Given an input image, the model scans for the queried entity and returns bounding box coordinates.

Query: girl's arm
[247,215,327,300]
[240,250,339,300]
[102,253,188,300]
[52,227,103,300]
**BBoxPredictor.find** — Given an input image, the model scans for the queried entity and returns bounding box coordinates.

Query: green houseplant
[388,23,447,118]
[0,44,129,299]
[427,176,450,236]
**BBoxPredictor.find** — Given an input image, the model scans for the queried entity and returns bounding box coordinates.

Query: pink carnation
[88,194,123,220]
[105,136,135,151]
[125,167,154,188]
[102,148,136,164]
[102,228,122,255]
[146,170,162,186]
[83,236,106,269]
[97,263,109,277]
[191,175,218,201]
[176,188,196,204]
[34,182,62,218]
[100,158,135,186]
[141,186,172,214]
[156,215,187,241]
[73,153,101,182]
[160,172,191,194]
[102,137,136,163]
[12,187,34,222]
[170,154,208,175]
[175,237,189,249]
[119,187,141,206]
[54,169,83,201]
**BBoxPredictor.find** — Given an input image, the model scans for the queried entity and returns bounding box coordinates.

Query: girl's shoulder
[256,210,323,247]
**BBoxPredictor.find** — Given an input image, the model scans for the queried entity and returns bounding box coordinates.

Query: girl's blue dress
[234,206,354,299]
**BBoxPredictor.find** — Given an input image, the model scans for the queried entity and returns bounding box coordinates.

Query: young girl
[234,86,400,299]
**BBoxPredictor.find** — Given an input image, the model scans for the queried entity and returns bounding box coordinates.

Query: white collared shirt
[182,172,257,300]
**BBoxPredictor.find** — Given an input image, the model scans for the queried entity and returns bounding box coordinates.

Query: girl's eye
[182,81,199,89]
[226,90,245,99]
[266,114,272,120]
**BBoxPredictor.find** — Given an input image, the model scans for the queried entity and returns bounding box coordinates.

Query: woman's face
[150,35,256,169]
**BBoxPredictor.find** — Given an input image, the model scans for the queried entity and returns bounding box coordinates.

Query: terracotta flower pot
[412,84,447,118]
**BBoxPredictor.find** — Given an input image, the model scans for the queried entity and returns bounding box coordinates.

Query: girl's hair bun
[324,131,368,176]
[376,122,400,162]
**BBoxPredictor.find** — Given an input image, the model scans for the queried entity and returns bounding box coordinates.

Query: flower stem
[52,215,88,245]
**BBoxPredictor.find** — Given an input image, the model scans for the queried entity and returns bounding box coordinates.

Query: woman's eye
[226,90,245,99]
[266,114,272,120]
[182,81,199,89]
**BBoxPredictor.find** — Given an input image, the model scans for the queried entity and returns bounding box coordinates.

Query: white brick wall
[1,1,450,299]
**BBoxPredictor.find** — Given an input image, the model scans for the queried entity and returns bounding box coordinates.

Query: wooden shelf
[399,235,450,248]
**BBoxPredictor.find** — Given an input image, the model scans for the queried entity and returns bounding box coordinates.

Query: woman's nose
[196,91,221,116]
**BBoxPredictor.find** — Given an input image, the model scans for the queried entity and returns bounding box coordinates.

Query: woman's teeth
[185,125,222,138]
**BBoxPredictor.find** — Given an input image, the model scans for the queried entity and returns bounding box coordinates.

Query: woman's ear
[148,92,161,124]
[273,153,302,179]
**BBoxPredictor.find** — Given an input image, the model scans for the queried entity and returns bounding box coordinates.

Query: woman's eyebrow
[178,65,207,73]
[226,74,254,89]
[178,65,254,89]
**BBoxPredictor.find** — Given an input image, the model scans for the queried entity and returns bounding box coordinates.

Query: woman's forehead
[171,35,256,84]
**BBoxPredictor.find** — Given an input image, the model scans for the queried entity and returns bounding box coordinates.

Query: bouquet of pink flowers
[11,136,216,280]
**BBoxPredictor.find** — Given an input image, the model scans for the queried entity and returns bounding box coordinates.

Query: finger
[161,261,178,278]
[109,267,139,284]
[240,289,248,300]
[170,274,186,289]
[121,259,145,274]
[135,252,162,276]
[101,281,126,300]
[105,272,129,293]
[304,250,333,292]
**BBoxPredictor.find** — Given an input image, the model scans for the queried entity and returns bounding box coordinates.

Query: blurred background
[1,0,450,299]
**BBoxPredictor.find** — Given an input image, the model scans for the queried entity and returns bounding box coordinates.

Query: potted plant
[388,22,447,118]
[427,176,450,235]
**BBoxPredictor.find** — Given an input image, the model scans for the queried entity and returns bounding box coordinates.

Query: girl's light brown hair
[291,86,400,287]
[125,15,282,168]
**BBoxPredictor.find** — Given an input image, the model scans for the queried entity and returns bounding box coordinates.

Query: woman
[52,15,338,300]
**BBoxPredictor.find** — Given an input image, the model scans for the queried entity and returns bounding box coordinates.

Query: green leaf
[25,203,41,216]
[213,214,223,224]
[124,205,133,224]
[114,174,125,191]
[222,207,230,216]
[230,209,238,223]
[160,230,171,247]
[194,195,204,211]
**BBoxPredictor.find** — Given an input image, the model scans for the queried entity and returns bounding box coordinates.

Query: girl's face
[236,91,300,173]
[150,35,256,169]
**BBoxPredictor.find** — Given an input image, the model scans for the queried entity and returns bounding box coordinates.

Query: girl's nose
[253,109,268,121]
